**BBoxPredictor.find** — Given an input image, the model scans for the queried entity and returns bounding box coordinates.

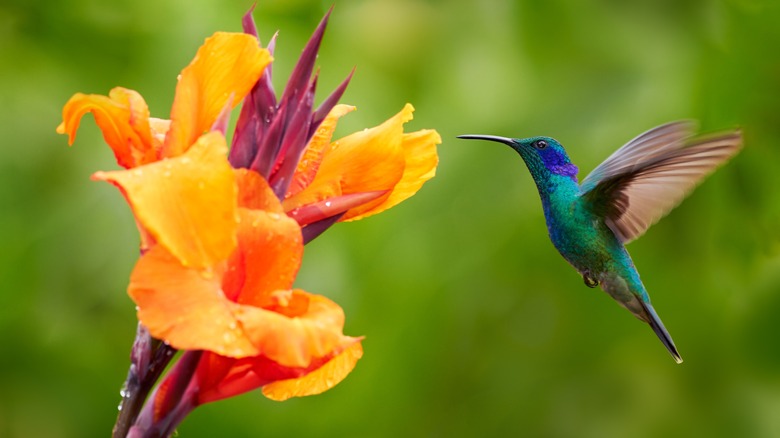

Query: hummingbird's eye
[534,140,548,149]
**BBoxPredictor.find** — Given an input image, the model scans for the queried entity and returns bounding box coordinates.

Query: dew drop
[324,201,332,208]
[268,212,281,221]
[200,268,214,280]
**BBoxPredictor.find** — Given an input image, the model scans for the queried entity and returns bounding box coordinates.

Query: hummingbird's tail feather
[639,300,683,364]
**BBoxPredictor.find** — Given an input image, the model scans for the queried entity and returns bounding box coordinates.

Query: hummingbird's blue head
[457,134,579,182]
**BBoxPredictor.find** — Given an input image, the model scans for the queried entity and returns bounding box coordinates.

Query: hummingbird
[459,122,742,363]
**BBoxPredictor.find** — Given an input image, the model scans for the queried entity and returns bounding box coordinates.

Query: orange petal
[94,131,237,269]
[163,32,272,158]
[222,208,302,305]
[286,104,356,197]
[344,128,441,221]
[129,245,259,358]
[129,206,309,359]
[234,168,284,213]
[262,341,363,401]
[57,87,157,168]
[282,104,413,215]
[231,291,355,368]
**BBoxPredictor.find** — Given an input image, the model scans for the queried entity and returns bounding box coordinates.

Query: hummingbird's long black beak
[457,134,515,146]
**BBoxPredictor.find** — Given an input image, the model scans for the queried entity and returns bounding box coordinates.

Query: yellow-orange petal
[344,128,441,221]
[222,208,302,305]
[286,104,356,197]
[129,244,259,358]
[230,291,355,368]
[234,168,284,213]
[262,341,364,401]
[57,87,157,168]
[163,32,272,158]
[282,104,412,215]
[94,131,237,269]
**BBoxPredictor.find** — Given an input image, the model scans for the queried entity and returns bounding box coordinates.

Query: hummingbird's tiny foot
[582,271,599,288]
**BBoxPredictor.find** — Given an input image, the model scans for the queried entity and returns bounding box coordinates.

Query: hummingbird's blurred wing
[581,122,742,244]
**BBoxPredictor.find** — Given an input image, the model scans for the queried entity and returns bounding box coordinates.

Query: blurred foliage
[2,0,780,437]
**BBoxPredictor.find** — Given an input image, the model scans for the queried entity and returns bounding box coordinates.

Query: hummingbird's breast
[541,185,610,274]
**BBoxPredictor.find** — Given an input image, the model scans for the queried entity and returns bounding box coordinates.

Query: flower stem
[131,350,203,438]
[113,324,176,438]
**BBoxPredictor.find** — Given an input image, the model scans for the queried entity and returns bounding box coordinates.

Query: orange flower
[55,6,441,406]
[57,25,361,402]
[59,7,440,435]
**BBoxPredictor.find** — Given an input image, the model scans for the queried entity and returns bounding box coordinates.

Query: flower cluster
[57,7,440,437]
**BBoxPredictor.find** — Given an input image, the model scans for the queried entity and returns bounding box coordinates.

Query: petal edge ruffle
[262,341,363,401]
[57,87,157,168]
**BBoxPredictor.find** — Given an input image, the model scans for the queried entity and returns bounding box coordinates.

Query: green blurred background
[2,0,780,436]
